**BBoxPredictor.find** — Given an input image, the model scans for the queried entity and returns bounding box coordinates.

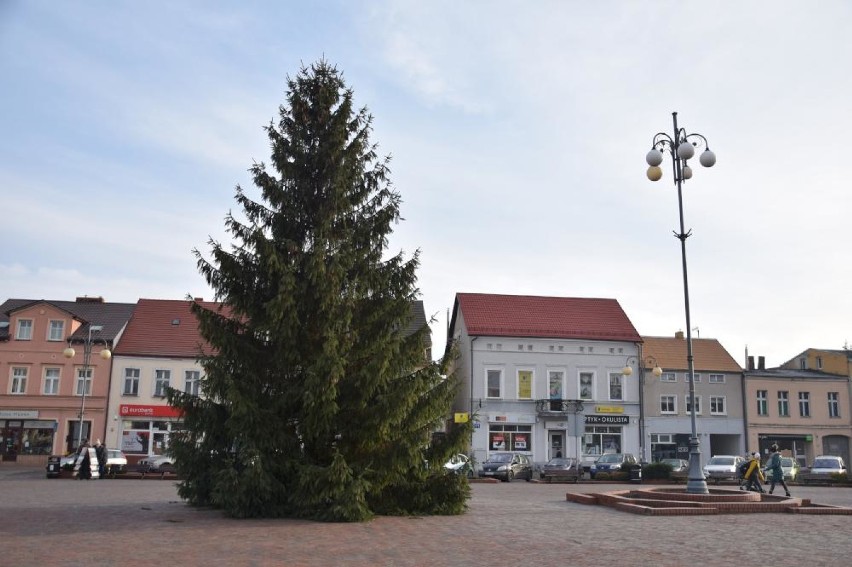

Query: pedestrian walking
[767,444,792,497]
[743,451,765,493]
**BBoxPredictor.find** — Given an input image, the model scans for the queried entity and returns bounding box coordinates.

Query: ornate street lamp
[645,111,716,494]
[63,324,111,449]
[622,356,663,378]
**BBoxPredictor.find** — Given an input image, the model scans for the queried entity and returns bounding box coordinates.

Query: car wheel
[507,470,514,482]
[525,469,532,482]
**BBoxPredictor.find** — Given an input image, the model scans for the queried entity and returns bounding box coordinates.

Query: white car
[702,455,746,483]
[139,454,174,471]
[105,449,128,474]
[810,455,846,476]
[443,454,472,477]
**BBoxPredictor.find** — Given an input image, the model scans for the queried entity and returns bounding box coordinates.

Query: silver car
[702,455,746,483]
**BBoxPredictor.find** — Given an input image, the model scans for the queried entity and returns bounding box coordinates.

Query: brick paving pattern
[2,466,851,566]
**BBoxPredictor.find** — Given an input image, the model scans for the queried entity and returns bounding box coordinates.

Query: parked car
[479,452,533,482]
[444,454,473,477]
[661,458,689,473]
[810,455,847,476]
[138,454,174,472]
[105,449,128,475]
[590,453,637,478]
[762,456,799,481]
[702,455,746,483]
[540,457,580,482]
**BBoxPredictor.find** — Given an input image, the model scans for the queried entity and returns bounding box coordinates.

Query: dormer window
[16,319,33,340]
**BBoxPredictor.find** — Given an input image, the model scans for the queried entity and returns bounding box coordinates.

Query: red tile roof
[454,293,641,342]
[113,299,224,358]
[642,335,742,373]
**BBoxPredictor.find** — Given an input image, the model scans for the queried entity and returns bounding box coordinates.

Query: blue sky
[2,1,851,366]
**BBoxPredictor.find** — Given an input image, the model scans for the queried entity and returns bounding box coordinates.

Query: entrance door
[549,431,564,460]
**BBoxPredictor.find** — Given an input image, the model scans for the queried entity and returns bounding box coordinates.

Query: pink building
[0,297,135,465]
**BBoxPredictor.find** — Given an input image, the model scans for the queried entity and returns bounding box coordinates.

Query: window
[43,368,60,395]
[123,368,140,396]
[608,372,623,401]
[778,391,789,417]
[685,395,701,414]
[548,370,564,410]
[11,367,28,394]
[579,372,593,400]
[798,392,810,417]
[798,358,806,370]
[154,369,171,397]
[76,368,92,396]
[184,370,201,396]
[659,372,676,382]
[828,392,840,418]
[584,426,622,456]
[517,370,533,400]
[685,373,701,382]
[16,319,33,340]
[816,356,823,369]
[489,424,531,451]
[709,374,725,384]
[710,396,726,415]
[47,320,65,341]
[660,395,676,414]
[756,390,768,416]
[486,369,502,398]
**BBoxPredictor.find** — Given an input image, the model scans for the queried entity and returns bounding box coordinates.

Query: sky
[2,1,851,368]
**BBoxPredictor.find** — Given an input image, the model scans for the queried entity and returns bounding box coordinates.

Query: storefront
[0,410,55,461]
[117,404,182,461]
[583,414,629,465]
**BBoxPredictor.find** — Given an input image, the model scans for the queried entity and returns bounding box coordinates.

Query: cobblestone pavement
[2,466,851,567]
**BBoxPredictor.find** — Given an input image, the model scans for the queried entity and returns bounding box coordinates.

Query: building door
[549,431,564,460]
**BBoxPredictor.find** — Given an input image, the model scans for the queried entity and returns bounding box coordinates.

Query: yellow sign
[518,371,532,399]
[595,406,624,414]
[454,412,469,423]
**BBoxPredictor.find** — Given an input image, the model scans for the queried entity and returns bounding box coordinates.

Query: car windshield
[662,459,680,466]
[488,453,512,463]
[547,458,572,467]
[813,458,839,468]
[598,454,622,464]
[708,457,734,465]
[780,458,795,467]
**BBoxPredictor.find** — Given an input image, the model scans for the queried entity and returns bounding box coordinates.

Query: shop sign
[0,410,38,419]
[119,404,182,418]
[454,412,469,423]
[585,415,629,425]
[595,405,624,414]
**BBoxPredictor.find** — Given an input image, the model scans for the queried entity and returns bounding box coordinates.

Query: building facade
[744,355,852,467]
[0,297,135,464]
[447,293,642,471]
[107,298,221,463]
[641,334,745,464]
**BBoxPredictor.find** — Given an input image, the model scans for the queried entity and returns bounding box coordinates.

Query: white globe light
[63,346,76,359]
[700,149,716,167]
[677,141,695,159]
[622,365,633,376]
[682,165,693,180]
[646,149,663,166]
[646,166,663,181]
[100,348,112,360]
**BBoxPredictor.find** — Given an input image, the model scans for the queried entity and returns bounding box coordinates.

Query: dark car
[590,453,638,478]
[479,452,533,482]
[540,457,580,483]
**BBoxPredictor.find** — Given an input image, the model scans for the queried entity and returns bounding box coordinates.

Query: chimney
[748,356,755,371]
[675,330,685,340]
[76,296,105,303]
[758,356,765,370]
[194,298,204,302]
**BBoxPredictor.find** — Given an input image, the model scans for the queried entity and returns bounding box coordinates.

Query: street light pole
[63,325,112,449]
[645,111,716,494]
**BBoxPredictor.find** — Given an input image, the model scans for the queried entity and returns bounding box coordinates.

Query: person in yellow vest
[743,451,765,493]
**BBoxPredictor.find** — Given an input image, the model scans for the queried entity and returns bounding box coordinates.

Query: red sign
[119,404,182,418]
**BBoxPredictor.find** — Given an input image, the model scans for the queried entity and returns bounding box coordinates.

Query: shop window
[488,424,531,452]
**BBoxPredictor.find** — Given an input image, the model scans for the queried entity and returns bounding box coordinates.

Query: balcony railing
[535,399,585,415]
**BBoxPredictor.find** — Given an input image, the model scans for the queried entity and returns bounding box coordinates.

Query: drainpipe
[469,336,479,454]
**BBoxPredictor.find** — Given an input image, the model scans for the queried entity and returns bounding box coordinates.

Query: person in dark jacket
[76,439,92,480]
[94,439,106,479]
[767,444,792,497]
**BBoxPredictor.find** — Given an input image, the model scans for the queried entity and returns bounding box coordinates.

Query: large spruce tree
[168,61,470,521]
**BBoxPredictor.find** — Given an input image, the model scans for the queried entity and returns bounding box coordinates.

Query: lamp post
[63,325,112,449]
[645,111,716,494]
[623,355,662,463]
